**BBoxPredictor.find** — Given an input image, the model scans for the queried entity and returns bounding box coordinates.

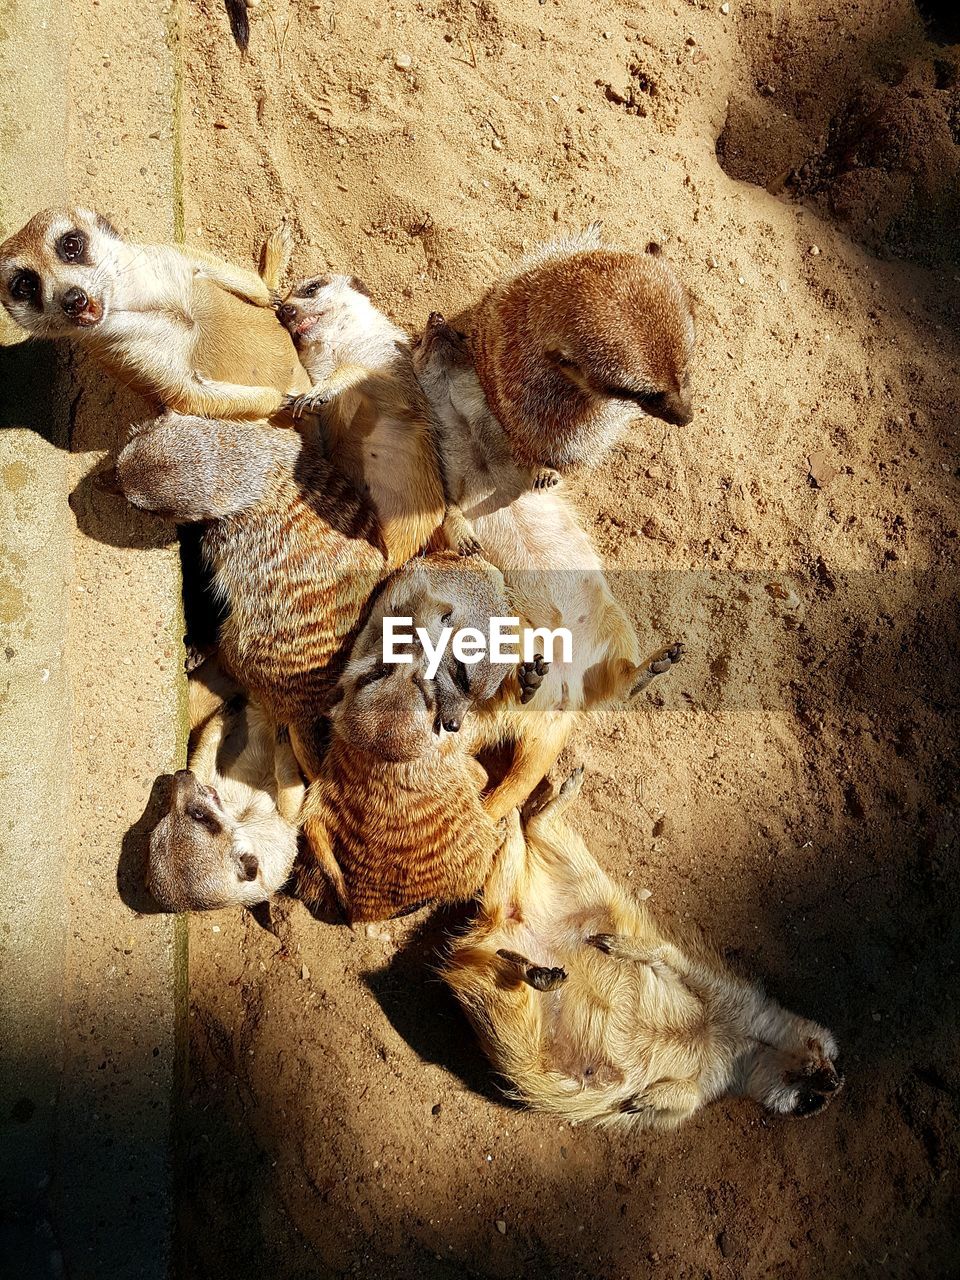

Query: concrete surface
[0,1,186,1276]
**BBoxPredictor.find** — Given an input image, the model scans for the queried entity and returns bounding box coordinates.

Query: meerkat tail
[225,0,251,52]
[260,221,294,294]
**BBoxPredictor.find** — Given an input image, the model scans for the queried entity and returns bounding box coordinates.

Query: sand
[172,0,958,1275]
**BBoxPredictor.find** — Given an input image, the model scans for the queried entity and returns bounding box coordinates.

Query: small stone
[496,1220,507,1234]
[778,279,788,292]
[214,119,228,129]
[211,924,221,934]
[872,1011,882,1022]
[737,275,746,285]
[300,963,310,981]
[86,162,98,175]
[394,52,413,70]
[720,2,730,13]
[809,244,821,256]
[491,136,503,150]
[148,129,161,139]
[707,256,719,268]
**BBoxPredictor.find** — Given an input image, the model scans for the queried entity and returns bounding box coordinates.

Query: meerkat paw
[520,765,584,826]
[517,653,550,704]
[496,949,568,992]
[184,642,214,674]
[283,390,331,419]
[628,641,684,698]
[532,467,561,491]
[442,505,484,557]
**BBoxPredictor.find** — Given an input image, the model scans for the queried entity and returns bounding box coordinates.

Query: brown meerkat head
[147,770,264,911]
[0,207,124,337]
[332,551,509,760]
[472,242,696,471]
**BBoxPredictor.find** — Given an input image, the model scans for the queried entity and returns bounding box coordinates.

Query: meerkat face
[276,272,374,350]
[0,207,124,336]
[147,770,263,912]
[536,250,695,429]
[333,552,509,759]
[411,311,470,376]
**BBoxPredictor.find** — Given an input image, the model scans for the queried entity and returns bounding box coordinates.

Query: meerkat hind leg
[521,764,584,827]
[628,641,684,699]
[187,248,275,308]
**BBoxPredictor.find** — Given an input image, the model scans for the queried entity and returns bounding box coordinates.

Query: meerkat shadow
[362,903,514,1106]
[117,772,174,914]
[0,340,65,442]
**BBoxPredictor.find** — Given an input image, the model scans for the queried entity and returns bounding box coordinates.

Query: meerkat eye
[9,269,39,301]
[357,662,391,688]
[57,231,86,262]
[187,804,221,834]
[297,280,322,298]
[441,609,453,625]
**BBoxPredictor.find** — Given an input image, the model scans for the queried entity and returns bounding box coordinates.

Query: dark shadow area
[0,340,66,446]
[715,5,960,268]
[361,903,511,1106]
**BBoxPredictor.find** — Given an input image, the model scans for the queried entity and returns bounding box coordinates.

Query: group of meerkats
[1,208,843,1130]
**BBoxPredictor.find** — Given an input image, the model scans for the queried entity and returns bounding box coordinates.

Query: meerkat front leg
[442,503,484,557]
[273,725,306,824]
[297,804,350,919]
[188,695,241,778]
[496,949,568,991]
[285,364,372,417]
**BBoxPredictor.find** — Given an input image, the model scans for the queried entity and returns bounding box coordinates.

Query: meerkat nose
[62,286,89,317]
[277,302,297,323]
[441,716,461,733]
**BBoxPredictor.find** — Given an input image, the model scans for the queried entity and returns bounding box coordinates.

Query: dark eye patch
[605,385,665,411]
[356,662,391,689]
[9,269,40,302]
[187,804,221,834]
[57,230,86,263]
[295,278,327,299]
[453,658,472,695]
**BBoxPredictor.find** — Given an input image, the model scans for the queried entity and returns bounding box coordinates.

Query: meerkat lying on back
[147,661,306,912]
[445,769,844,1130]
[0,207,309,418]
[295,552,547,923]
[276,273,445,565]
[413,313,683,820]
[471,223,696,472]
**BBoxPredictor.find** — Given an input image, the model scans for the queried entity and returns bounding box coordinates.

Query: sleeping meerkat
[413,312,683,821]
[444,768,844,1130]
[147,662,306,912]
[0,207,310,419]
[276,273,445,565]
[470,223,696,472]
[295,552,547,923]
[109,411,389,779]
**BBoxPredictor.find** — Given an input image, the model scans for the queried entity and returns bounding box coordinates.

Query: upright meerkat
[444,769,844,1130]
[471,223,695,473]
[110,411,389,777]
[413,314,683,821]
[0,207,309,418]
[147,662,306,912]
[276,272,445,565]
[295,553,547,923]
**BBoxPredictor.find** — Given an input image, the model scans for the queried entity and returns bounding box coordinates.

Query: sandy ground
[171,1,958,1276]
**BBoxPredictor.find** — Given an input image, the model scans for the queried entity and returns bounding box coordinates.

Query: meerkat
[294,552,548,923]
[413,312,684,821]
[108,410,388,778]
[444,768,844,1130]
[276,272,446,565]
[147,661,306,912]
[470,222,695,473]
[0,207,310,418]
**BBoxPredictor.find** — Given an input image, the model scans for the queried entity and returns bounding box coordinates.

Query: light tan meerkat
[147,661,306,912]
[413,313,683,822]
[444,768,844,1130]
[276,272,446,566]
[294,552,549,923]
[471,222,695,472]
[0,207,310,418]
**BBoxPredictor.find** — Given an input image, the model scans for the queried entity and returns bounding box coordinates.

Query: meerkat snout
[472,232,697,471]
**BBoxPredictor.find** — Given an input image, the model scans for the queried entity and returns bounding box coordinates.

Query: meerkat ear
[93,463,124,495]
[95,213,122,238]
[348,276,372,298]
[238,853,259,883]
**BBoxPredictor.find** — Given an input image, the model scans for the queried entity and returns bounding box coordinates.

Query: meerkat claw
[533,467,561,491]
[649,641,684,674]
